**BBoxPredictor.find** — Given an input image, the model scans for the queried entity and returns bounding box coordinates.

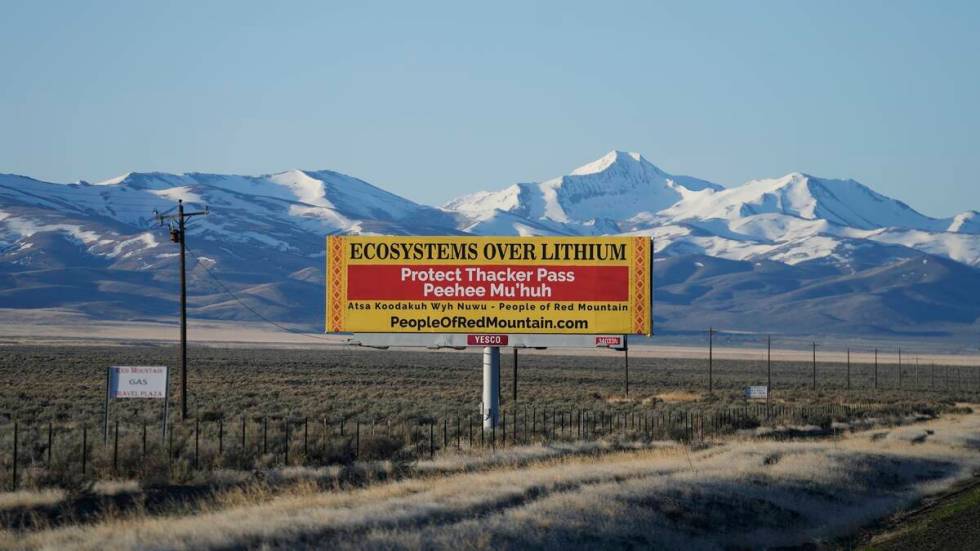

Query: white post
[482,347,500,429]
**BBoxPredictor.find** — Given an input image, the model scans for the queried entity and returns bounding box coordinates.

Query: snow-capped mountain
[445,151,980,270]
[2,151,980,338]
[445,151,721,235]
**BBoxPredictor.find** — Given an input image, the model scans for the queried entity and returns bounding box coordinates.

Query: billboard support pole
[483,347,500,429]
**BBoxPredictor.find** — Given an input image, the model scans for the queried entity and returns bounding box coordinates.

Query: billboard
[326,236,652,335]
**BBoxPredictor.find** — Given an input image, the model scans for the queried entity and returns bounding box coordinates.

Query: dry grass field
[0,343,977,549]
[0,344,976,425]
[0,406,976,550]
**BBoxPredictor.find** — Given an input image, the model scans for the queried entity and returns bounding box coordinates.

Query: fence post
[284,419,290,466]
[82,425,88,477]
[263,417,268,455]
[355,421,360,459]
[429,422,434,459]
[194,418,200,469]
[502,411,507,445]
[113,419,119,474]
[47,422,53,468]
[11,421,18,491]
[303,417,309,461]
[491,420,496,452]
[532,406,537,438]
[513,409,518,445]
[523,407,528,444]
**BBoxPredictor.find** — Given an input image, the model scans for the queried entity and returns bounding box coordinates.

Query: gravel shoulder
[859,478,980,551]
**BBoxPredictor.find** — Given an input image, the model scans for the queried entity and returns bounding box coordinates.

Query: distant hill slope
[1,151,979,338]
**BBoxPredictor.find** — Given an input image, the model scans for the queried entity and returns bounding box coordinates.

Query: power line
[183,245,333,342]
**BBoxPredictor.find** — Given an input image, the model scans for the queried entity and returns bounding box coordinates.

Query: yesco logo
[467,335,508,346]
[595,336,622,347]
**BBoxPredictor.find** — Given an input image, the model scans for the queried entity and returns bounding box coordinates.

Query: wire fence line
[694,329,980,395]
[2,333,978,491]
[0,399,950,491]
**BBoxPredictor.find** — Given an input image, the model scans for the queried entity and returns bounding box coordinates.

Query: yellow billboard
[326,236,652,335]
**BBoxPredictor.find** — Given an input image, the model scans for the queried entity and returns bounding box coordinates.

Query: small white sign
[109,366,168,399]
[744,385,768,399]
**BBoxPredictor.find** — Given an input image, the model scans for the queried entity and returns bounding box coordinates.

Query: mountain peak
[96,172,134,185]
[570,150,651,176]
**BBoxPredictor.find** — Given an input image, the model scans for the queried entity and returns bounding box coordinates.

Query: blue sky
[2,1,978,216]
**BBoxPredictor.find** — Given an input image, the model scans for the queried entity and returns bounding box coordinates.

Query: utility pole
[156,199,208,421]
[915,356,919,390]
[767,335,772,412]
[811,342,817,391]
[874,348,878,391]
[898,348,903,390]
[512,348,518,403]
[624,335,629,398]
[708,328,714,394]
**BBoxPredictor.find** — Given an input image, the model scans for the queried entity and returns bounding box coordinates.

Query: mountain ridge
[1,150,979,338]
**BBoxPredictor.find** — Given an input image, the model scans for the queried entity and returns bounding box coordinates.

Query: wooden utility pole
[874,348,879,390]
[708,328,714,394]
[898,348,903,389]
[767,335,772,412]
[156,199,208,421]
[512,348,518,403]
[915,356,919,389]
[811,342,817,391]
[624,335,629,398]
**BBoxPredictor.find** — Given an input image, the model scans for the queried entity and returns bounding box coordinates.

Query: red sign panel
[467,334,509,346]
[346,264,629,301]
[595,336,623,347]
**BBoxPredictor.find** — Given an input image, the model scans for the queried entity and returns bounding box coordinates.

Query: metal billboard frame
[345,333,628,351]
[326,236,654,430]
